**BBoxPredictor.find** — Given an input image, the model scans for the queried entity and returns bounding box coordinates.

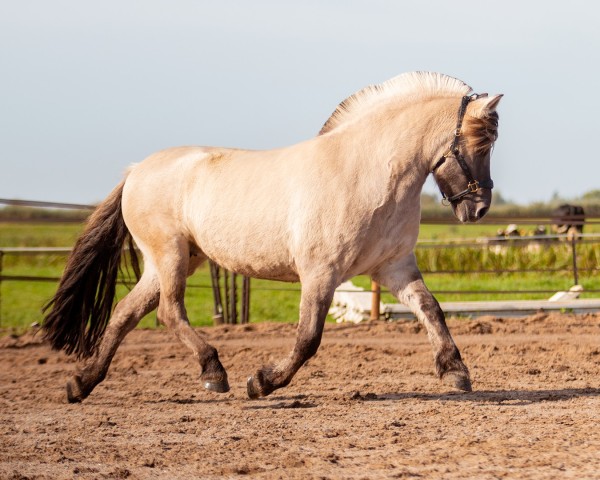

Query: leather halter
[431,94,494,205]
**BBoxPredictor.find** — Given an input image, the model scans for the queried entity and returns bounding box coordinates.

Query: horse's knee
[156,302,180,329]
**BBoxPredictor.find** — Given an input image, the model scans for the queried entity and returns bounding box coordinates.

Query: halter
[431,94,494,205]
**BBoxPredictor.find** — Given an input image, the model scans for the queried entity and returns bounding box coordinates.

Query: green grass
[352,272,600,302]
[0,223,84,247]
[1,221,599,331]
[419,223,494,239]
[0,261,301,330]
[418,222,600,240]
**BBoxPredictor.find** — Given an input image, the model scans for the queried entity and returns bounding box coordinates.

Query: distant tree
[420,192,439,207]
[492,190,510,205]
[0,206,89,222]
[582,189,600,201]
[550,191,565,204]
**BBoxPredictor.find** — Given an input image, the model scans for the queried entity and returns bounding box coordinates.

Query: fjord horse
[43,72,502,402]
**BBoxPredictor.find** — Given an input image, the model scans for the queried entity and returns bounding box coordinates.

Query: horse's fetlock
[297,337,321,361]
[66,375,91,403]
[435,344,472,392]
[435,344,465,376]
[199,346,222,371]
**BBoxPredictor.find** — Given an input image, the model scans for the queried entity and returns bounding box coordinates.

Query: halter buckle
[468,181,479,193]
[454,128,462,137]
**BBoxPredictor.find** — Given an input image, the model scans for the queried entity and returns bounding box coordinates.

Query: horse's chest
[343,208,419,276]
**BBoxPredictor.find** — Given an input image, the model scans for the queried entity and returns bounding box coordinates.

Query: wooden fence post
[370,279,380,321]
[209,261,224,325]
[241,276,250,324]
[229,272,237,324]
[209,263,251,325]
[570,236,579,285]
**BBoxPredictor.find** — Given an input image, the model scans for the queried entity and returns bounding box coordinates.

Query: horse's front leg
[247,276,336,399]
[374,255,472,392]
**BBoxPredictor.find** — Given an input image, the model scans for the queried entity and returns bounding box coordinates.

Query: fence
[1,199,600,326]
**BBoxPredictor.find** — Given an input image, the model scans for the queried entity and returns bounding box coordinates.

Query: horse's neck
[329,97,456,198]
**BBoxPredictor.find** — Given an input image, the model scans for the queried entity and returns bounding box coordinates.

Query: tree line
[1,189,600,222]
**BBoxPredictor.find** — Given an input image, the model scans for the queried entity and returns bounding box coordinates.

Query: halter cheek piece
[431,93,494,206]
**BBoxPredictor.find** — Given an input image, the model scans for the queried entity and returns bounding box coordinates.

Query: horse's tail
[42,178,140,359]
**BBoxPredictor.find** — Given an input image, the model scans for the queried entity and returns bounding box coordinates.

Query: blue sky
[1,1,598,204]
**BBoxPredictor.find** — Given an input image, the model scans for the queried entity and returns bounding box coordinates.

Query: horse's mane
[319,72,472,135]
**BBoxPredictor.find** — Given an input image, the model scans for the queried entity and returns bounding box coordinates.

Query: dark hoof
[442,371,472,392]
[203,380,230,394]
[247,376,260,400]
[66,376,84,403]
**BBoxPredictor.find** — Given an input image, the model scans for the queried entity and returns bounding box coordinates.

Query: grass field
[1,221,599,331]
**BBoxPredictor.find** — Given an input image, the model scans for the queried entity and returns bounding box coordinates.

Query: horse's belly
[191,219,299,282]
[201,247,299,282]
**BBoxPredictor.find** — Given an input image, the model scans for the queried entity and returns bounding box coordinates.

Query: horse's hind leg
[67,269,160,402]
[374,255,471,392]
[247,275,336,398]
[154,238,229,393]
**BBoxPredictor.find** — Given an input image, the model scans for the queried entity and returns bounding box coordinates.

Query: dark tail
[42,179,140,359]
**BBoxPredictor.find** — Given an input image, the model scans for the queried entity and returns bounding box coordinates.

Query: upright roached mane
[319,72,472,135]
[319,71,499,157]
[42,71,502,403]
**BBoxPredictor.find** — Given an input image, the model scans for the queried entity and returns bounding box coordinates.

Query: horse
[42,72,502,402]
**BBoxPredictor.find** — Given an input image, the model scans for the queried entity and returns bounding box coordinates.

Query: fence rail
[2,198,600,325]
[2,197,600,224]
[0,198,95,210]
[2,233,599,324]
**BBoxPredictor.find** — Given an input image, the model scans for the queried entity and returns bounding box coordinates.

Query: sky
[1,0,599,205]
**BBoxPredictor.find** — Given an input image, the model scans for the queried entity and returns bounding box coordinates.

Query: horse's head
[432,94,502,223]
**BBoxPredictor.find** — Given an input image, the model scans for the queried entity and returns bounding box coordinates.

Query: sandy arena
[1,313,599,479]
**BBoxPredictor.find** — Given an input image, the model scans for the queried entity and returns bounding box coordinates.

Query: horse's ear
[470,94,503,117]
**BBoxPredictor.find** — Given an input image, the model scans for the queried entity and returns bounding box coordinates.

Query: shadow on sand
[242,393,321,410]
[374,387,600,406]
[141,388,599,408]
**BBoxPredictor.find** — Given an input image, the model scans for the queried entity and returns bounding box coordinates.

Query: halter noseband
[431,94,494,206]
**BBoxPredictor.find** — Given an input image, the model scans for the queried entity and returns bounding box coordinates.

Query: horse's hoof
[204,380,230,394]
[66,377,84,403]
[247,376,260,400]
[442,372,472,392]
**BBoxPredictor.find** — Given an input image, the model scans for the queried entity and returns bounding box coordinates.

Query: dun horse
[43,72,502,402]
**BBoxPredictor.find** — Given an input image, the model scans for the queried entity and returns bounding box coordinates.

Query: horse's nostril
[476,206,489,219]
